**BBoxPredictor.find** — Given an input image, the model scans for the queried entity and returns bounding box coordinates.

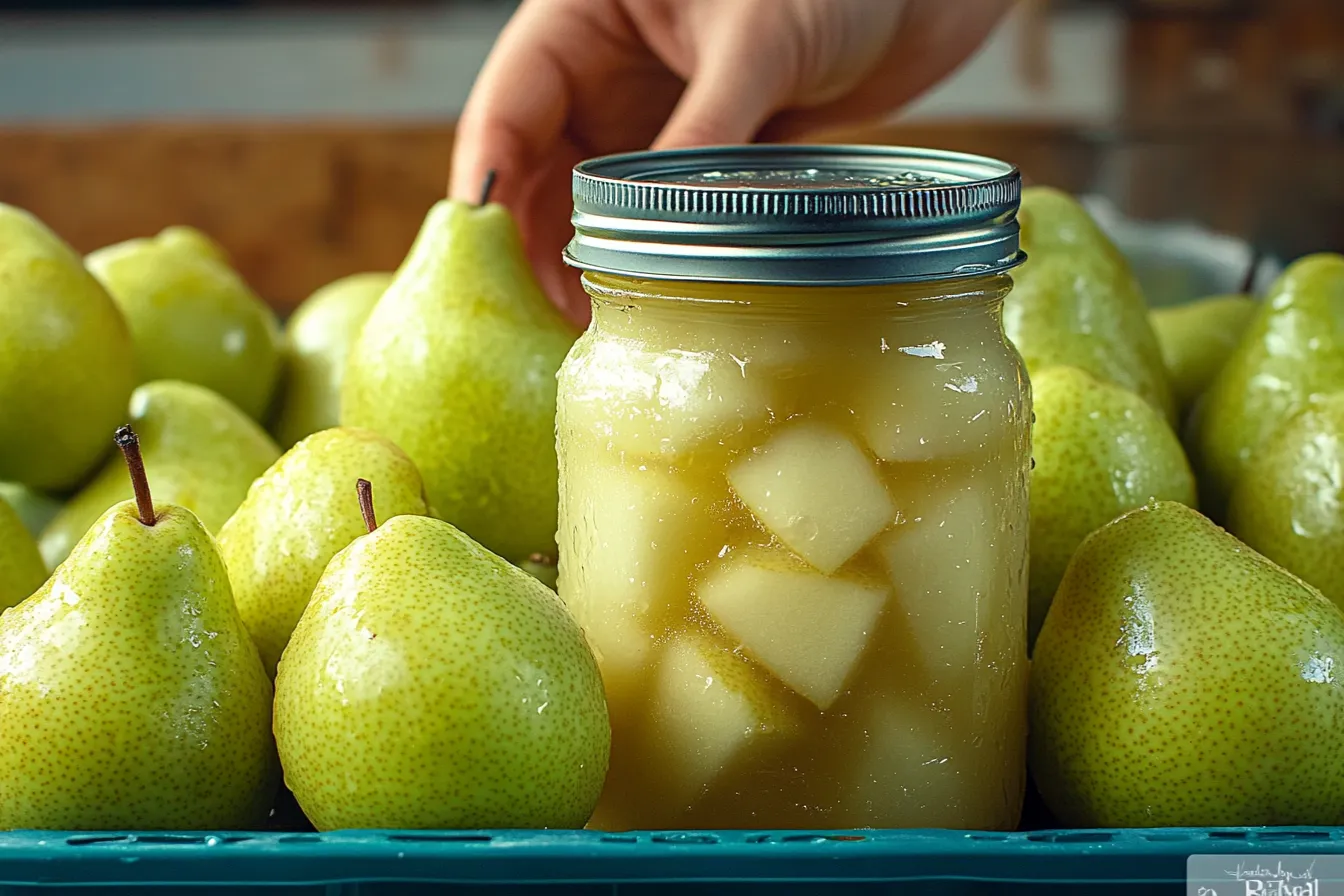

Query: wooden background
[0,122,1108,312]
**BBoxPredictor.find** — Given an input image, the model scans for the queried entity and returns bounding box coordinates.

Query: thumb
[652,14,798,150]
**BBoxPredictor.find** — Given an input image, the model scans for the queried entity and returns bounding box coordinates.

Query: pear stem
[356,479,378,533]
[1239,247,1262,296]
[478,169,497,207]
[114,425,155,526]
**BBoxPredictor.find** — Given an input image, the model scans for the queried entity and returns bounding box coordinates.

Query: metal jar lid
[564,144,1025,285]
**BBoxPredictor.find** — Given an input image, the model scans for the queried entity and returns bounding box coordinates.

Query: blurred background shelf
[0,0,1338,312]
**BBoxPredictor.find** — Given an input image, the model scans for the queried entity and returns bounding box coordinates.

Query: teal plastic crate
[0,827,1339,894]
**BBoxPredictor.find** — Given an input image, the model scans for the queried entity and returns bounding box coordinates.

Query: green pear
[1031,500,1344,827]
[1190,253,1344,518]
[217,427,432,676]
[271,272,392,448]
[1028,366,1196,644]
[274,488,609,830]
[1150,294,1257,416]
[0,203,137,490]
[0,483,62,541]
[1228,393,1344,609]
[40,380,280,569]
[87,226,284,421]
[1005,187,1176,422]
[341,191,578,562]
[151,224,231,265]
[0,427,277,829]
[0,496,45,612]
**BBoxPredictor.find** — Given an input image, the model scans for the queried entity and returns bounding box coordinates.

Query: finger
[515,144,594,327]
[652,8,799,150]
[758,0,1011,141]
[538,249,593,328]
[449,0,575,207]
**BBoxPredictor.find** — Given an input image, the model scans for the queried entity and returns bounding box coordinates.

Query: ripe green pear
[1228,393,1344,610]
[1190,253,1344,518]
[0,432,277,829]
[1150,294,1257,416]
[0,496,45,612]
[1031,500,1344,827]
[217,427,432,676]
[1005,187,1175,423]
[87,226,284,421]
[341,195,578,562]
[0,203,137,490]
[40,381,280,569]
[274,509,610,830]
[271,273,392,448]
[0,483,62,542]
[1028,366,1196,644]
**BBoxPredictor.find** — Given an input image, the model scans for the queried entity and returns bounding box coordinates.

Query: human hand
[450,0,1012,323]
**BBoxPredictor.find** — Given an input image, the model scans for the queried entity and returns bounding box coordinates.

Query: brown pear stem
[114,425,155,526]
[356,479,378,533]
[478,169,497,207]
[1239,248,1262,296]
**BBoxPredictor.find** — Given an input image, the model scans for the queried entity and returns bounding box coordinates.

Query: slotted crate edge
[0,827,1339,888]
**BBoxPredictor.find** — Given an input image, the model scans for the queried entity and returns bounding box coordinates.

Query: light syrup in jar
[557,273,1030,830]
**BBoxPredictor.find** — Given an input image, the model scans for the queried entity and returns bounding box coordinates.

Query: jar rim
[565,144,1025,285]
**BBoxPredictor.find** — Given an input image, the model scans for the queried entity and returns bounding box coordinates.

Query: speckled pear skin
[1149,294,1256,417]
[1028,366,1196,645]
[274,514,610,830]
[0,497,45,612]
[340,199,578,563]
[86,226,284,422]
[1229,394,1344,610]
[1005,187,1176,423]
[1190,254,1344,520]
[40,381,281,570]
[0,203,137,490]
[271,273,392,449]
[1030,500,1344,828]
[217,427,432,676]
[0,501,279,830]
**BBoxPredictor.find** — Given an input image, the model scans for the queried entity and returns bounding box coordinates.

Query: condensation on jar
[556,146,1032,831]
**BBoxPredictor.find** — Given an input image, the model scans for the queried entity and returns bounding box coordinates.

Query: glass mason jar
[556,146,1031,831]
